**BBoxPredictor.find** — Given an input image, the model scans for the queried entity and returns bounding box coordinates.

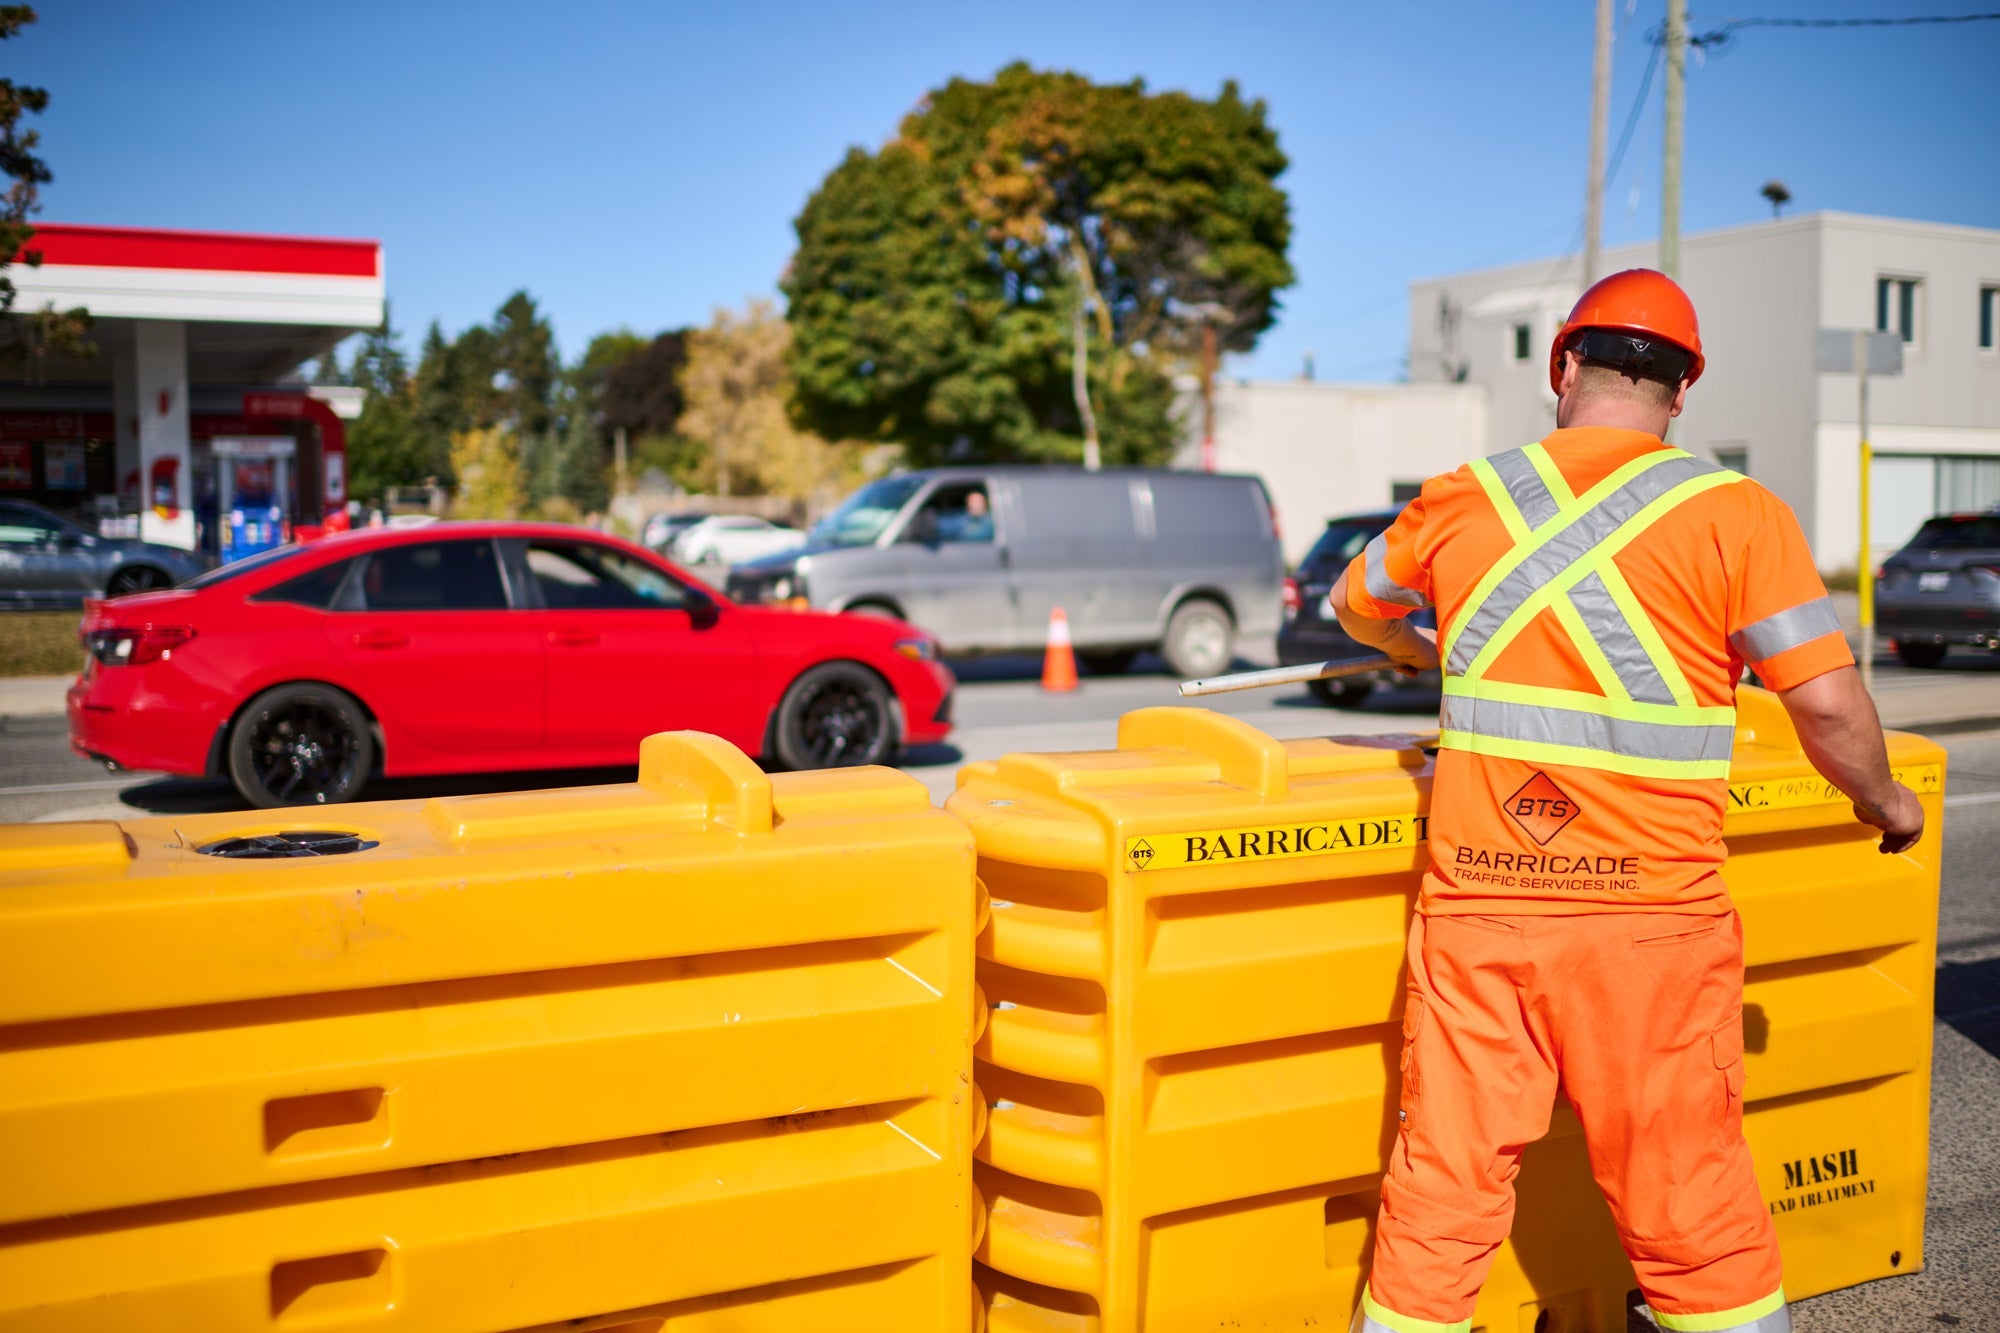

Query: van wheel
[1308,677,1374,708]
[1162,599,1233,678]
[228,683,374,808]
[1894,641,1947,669]
[844,601,901,620]
[774,662,897,769]
[1079,649,1137,675]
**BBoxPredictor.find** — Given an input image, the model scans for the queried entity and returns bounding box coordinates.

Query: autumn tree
[784,63,1292,467]
[680,300,862,504]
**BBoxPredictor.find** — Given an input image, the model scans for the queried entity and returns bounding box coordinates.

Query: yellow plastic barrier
[0,732,981,1332]
[949,689,1944,1331]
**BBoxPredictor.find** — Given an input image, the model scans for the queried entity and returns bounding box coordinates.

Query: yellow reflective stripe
[1464,467,1741,679]
[1522,441,1577,507]
[1651,1287,1788,1332]
[1443,447,1689,665]
[1468,456,1532,543]
[1595,559,1698,707]
[1360,1285,1472,1333]
[1548,593,1630,699]
[1442,675,1734,726]
[1438,728,1735,780]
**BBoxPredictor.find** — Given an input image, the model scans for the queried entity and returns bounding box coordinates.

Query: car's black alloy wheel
[228,683,374,807]
[774,662,896,769]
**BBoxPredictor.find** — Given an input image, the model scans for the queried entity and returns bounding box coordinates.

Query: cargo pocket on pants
[1397,992,1426,1129]
[1713,1012,1746,1125]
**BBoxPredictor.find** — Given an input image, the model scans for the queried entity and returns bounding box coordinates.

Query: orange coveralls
[1344,427,1852,1333]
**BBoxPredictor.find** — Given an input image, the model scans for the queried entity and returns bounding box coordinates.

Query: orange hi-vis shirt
[1345,427,1853,915]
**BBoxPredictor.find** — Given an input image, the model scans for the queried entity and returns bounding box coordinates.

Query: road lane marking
[1944,790,2000,808]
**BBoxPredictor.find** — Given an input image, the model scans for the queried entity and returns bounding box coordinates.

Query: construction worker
[1331,269,1925,1333]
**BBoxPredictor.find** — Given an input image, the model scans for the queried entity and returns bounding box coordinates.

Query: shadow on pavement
[1937,954,2000,1060]
[115,765,646,817]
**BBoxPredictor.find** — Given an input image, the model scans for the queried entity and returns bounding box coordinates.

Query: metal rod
[1178,655,1397,698]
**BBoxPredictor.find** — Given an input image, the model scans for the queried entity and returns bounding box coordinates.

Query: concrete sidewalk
[0,675,69,718]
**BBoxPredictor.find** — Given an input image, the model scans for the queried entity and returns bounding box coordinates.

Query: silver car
[0,499,211,609]
[1875,510,2000,667]
[725,467,1283,678]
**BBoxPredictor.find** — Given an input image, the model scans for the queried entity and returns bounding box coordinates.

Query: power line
[1657,11,2000,53]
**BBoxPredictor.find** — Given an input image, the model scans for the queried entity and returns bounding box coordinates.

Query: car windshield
[809,475,926,547]
[1299,518,1391,577]
[181,544,307,589]
[1907,516,2000,550]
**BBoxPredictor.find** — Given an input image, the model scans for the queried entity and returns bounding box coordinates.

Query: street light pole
[1199,322,1217,473]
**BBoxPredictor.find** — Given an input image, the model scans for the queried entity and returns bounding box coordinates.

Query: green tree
[345,307,434,505]
[0,5,88,371]
[784,63,1292,467]
[492,290,556,437]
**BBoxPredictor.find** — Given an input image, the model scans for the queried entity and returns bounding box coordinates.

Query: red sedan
[69,522,954,807]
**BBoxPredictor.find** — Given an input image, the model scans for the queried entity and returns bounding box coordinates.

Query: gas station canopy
[1,223,386,552]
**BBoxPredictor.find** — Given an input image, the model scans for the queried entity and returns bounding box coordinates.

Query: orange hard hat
[1548,268,1704,394]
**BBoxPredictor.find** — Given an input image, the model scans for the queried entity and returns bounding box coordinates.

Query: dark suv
[1875,512,2000,667]
[1278,511,1439,706]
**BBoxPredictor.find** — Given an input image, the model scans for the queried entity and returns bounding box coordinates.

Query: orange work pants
[1363,911,1787,1332]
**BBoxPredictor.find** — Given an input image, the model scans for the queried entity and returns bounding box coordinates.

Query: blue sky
[16,0,1999,381]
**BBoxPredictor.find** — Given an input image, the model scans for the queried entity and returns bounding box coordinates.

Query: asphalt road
[1,659,1995,1327]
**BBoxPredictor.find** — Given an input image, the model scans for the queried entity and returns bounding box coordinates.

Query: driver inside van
[934,488,994,543]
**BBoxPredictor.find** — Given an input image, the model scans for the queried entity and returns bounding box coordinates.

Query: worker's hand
[1386,623,1440,678]
[1853,782,1925,855]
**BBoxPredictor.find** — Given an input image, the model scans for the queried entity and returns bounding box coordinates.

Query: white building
[1176,380,1488,565]
[1408,211,2000,572]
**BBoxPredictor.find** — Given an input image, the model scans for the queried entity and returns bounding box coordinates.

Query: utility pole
[1855,328,1875,693]
[1660,0,1686,278]
[1199,322,1218,473]
[1584,0,1613,284]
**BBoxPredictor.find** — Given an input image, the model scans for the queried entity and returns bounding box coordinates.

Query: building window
[1511,323,1532,361]
[1981,286,1997,350]
[1713,446,1749,476]
[1391,481,1423,504]
[1876,276,1920,343]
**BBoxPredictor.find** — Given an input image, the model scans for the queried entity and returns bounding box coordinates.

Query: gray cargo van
[724,467,1283,677]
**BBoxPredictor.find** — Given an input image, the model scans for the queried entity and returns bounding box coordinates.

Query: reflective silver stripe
[1363,530,1429,609]
[1730,596,1842,662]
[1353,1320,1397,1333]
[1568,571,1676,704]
[1448,453,1724,674]
[1441,695,1737,763]
[1488,447,1561,530]
[1651,1306,1792,1333]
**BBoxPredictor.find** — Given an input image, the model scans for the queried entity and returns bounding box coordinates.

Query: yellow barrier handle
[1117,707,1291,800]
[638,732,776,834]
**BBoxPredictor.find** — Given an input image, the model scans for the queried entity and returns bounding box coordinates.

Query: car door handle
[352,629,408,649]
[548,628,599,647]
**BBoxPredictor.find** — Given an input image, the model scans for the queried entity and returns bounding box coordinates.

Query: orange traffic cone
[1042,607,1079,692]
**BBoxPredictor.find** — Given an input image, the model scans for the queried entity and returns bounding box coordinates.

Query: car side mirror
[685,587,720,629]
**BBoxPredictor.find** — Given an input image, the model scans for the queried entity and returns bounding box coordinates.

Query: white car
[671,515,807,565]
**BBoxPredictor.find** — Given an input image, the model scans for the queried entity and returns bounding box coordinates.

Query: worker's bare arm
[1775,666,1925,854]
[1331,570,1440,677]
